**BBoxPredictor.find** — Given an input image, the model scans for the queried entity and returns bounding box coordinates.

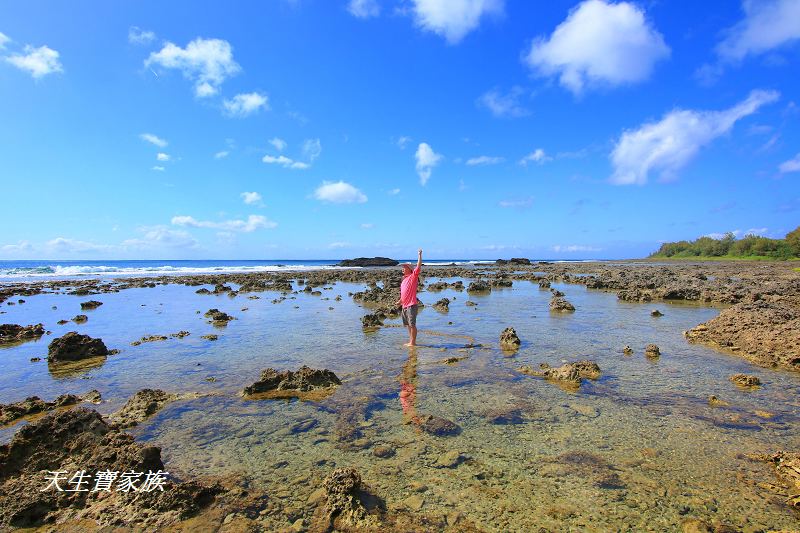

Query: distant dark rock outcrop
[337,257,399,267]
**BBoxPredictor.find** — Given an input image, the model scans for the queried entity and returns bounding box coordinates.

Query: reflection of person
[399,351,418,425]
[396,248,422,347]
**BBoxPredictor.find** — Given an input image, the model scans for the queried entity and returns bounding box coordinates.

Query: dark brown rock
[243,366,341,400]
[80,300,103,310]
[47,332,109,363]
[0,323,45,345]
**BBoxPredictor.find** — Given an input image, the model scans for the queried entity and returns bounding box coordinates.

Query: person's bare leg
[404,325,413,347]
[409,325,417,346]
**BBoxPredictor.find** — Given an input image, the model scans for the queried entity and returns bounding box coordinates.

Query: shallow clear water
[1,278,798,531]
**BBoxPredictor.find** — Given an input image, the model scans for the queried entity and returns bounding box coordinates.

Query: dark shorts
[401,304,418,327]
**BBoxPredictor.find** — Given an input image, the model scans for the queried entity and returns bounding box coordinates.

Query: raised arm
[416,248,422,271]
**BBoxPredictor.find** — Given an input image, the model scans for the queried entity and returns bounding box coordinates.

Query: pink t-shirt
[400,265,420,308]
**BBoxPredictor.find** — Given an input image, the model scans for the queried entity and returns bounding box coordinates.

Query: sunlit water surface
[1,278,798,531]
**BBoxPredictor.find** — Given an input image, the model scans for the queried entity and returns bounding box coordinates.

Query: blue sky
[1,0,799,260]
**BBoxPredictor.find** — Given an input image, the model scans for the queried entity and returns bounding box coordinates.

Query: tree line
[650,227,800,260]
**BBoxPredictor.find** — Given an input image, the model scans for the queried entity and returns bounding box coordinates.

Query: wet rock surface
[47,332,109,363]
[550,295,576,312]
[0,407,222,529]
[730,373,761,387]
[685,296,800,371]
[243,366,342,400]
[0,394,80,425]
[310,467,381,531]
[0,323,45,345]
[499,327,521,351]
[108,389,182,429]
[204,309,235,324]
[432,298,450,312]
[361,312,384,330]
[518,360,601,390]
[645,343,661,358]
[80,300,103,310]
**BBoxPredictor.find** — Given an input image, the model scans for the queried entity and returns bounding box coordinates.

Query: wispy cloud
[156,152,171,162]
[6,44,63,78]
[466,155,504,166]
[223,92,269,117]
[262,154,309,170]
[526,0,669,95]
[553,244,601,253]
[140,133,168,148]
[477,86,529,118]
[519,148,551,166]
[611,89,780,185]
[128,26,156,45]
[269,137,287,152]
[779,152,800,173]
[498,197,534,209]
[214,150,229,159]
[171,214,276,232]
[716,0,800,62]
[241,191,263,206]
[348,0,380,18]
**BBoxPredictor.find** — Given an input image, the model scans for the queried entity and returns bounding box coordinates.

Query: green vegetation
[650,227,800,260]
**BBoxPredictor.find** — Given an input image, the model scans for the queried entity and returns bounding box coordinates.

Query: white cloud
[0,32,10,50]
[526,0,670,95]
[779,152,800,173]
[348,0,380,18]
[145,37,241,97]
[6,44,63,78]
[313,181,368,204]
[156,152,171,161]
[223,92,269,117]
[328,241,352,249]
[388,188,401,195]
[172,214,276,232]
[498,197,534,209]
[262,154,310,170]
[1,240,33,253]
[553,244,601,253]
[477,87,529,118]
[611,89,780,185]
[361,223,374,229]
[415,142,443,185]
[716,0,800,62]
[152,166,165,172]
[410,0,504,44]
[122,226,198,250]
[140,133,167,147]
[214,150,230,159]
[269,137,287,152]
[519,148,551,166]
[466,155,504,166]
[396,136,412,149]
[302,138,322,161]
[241,191,263,206]
[46,237,112,254]
[128,26,156,45]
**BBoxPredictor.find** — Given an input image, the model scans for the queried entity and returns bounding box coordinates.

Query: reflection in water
[399,349,418,425]
[47,356,106,379]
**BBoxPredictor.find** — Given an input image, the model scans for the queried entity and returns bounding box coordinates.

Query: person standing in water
[397,248,422,347]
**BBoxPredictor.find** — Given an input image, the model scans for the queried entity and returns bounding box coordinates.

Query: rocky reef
[243,366,342,400]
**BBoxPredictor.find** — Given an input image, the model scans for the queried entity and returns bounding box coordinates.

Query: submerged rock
[131,334,168,346]
[0,323,45,345]
[651,309,663,317]
[200,334,218,341]
[499,327,521,351]
[47,332,109,363]
[730,373,761,387]
[312,467,378,531]
[242,366,341,400]
[645,344,661,358]
[109,389,180,429]
[71,314,88,323]
[0,407,222,529]
[518,360,601,390]
[417,414,461,437]
[204,308,234,324]
[550,296,575,312]
[80,300,103,310]
[432,298,450,312]
[622,345,633,355]
[466,280,491,293]
[361,312,384,330]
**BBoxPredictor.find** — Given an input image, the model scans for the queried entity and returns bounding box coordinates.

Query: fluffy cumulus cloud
[477,86,529,118]
[313,181,368,204]
[780,153,800,173]
[139,133,167,147]
[128,26,156,45]
[6,44,64,78]
[526,0,670,95]
[716,0,800,62]
[223,92,269,117]
[145,38,241,97]
[519,148,551,166]
[171,214,276,232]
[348,0,380,18]
[411,0,504,44]
[241,191,263,205]
[610,89,780,185]
[415,142,443,185]
[466,155,504,166]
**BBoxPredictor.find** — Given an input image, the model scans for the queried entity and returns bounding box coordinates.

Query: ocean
[0,259,583,281]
